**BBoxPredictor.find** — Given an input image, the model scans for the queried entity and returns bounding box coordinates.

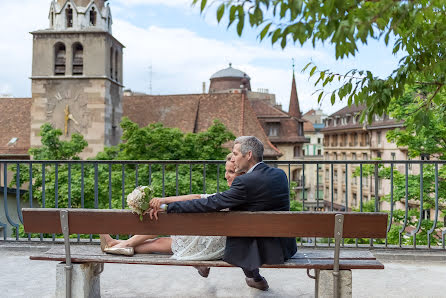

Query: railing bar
[28,163,33,241]
[149,164,152,185]
[41,163,45,241]
[94,163,99,208]
[302,163,305,211]
[412,162,424,248]
[217,164,220,193]
[108,164,112,209]
[68,163,72,208]
[386,163,394,247]
[399,164,409,247]
[288,163,291,200]
[189,164,192,194]
[162,164,165,197]
[121,164,125,209]
[53,163,59,242]
[176,165,179,196]
[427,164,439,249]
[16,163,24,224]
[203,163,206,194]
[135,164,139,188]
[3,162,19,240]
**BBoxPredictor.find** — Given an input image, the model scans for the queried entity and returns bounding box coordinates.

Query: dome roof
[210,63,251,80]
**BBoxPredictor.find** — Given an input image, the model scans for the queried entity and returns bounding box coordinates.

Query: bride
[100,153,243,277]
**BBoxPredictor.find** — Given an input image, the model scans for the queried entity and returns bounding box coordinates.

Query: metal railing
[1,159,445,249]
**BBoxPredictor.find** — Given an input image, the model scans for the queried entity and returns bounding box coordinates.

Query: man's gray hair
[234,136,264,162]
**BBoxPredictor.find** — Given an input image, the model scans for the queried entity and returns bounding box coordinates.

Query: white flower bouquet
[126,185,154,221]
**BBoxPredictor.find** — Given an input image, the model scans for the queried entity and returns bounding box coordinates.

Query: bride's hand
[148,207,163,220]
[150,197,165,210]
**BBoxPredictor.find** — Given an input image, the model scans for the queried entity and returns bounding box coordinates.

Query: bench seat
[31,245,384,270]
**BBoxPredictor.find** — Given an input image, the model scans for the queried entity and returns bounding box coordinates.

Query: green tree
[193,0,445,121]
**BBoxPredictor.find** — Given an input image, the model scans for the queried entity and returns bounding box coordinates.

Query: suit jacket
[167,162,297,270]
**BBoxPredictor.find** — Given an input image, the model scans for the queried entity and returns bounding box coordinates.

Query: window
[377,152,382,159]
[72,43,83,75]
[333,152,337,160]
[377,132,382,145]
[342,152,346,160]
[391,152,396,160]
[325,169,329,180]
[114,49,118,81]
[352,153,357,160]
[268,123,280,137]
[66,5,73,28]
[317,138,321,144]
[292,169,299,181]
[294,145,301,157]
[54,43,66,75]
[110,47,114,79]
[317,149,322,156]
[362,153,368,160]
[50,11,54,27]
[334,170,338,180]
[353,133,358,146]
[325,152,329,160]
[90,7,97,26]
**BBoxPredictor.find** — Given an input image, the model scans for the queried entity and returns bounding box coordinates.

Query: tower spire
[288,59,302,119]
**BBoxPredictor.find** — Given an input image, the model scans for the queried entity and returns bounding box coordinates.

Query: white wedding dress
[170,194,226,261]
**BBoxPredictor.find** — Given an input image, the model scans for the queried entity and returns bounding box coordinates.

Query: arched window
[110,47,114,79]
[114,49,118,81]
[89,7,97,26]
[72,43,83,75]
[292,169,299,182]
[294,145,301,157]
[66,5,73,28]
[54,43,66,75]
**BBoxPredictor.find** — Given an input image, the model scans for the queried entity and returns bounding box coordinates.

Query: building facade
[30,0,124,158]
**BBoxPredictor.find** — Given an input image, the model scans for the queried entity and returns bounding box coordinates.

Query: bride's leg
[133,237,172,254]
[112,234,158,248]
[100,234,121,250]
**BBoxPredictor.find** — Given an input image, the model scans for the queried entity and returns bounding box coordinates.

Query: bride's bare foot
[100,234,121,251]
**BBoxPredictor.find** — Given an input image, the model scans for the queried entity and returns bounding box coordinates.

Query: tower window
[72,43,83,75]
[54,43,66,75]
[110,47,114,79]
[89,7,97,26]
[50,10,54,27]
[66,5,73,28]
[114,49,118,81]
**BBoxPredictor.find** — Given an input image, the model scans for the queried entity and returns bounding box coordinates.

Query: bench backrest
[22,208,388,238]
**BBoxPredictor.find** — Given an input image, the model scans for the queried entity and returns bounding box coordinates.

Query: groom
[165,136,297,291]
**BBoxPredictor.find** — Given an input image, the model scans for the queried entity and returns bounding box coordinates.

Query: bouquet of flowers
[126,185,154,221]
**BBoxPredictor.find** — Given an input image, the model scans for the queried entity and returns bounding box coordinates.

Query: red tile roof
[0,98,32,155]
[123,93,282,158]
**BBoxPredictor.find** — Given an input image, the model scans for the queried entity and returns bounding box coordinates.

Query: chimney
[202,82,206,94]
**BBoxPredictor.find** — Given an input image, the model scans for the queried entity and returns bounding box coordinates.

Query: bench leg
[315,269,352,298]
[56,262,103,298]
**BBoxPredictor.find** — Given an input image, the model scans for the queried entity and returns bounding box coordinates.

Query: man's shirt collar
[247,162,263,174]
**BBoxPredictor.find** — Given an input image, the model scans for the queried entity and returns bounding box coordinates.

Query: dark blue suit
[167,162,297,270]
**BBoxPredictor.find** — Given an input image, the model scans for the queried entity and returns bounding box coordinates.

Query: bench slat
[30,246,384,270]
[22,209,388,238]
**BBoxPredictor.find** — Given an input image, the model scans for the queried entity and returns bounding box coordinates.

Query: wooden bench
[23,208,388,298]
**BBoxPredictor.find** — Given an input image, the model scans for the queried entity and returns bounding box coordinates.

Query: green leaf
[331,93,336,104]
[200,0,207,12]
[260,23,271,40]
[310,66,317,77]
[216,3,225,23]
[272,29,281,44]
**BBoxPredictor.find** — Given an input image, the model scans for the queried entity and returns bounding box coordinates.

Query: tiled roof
[0,98,32,155]
[123,93,282,158]
[304,121,315,132]
[250,100,289,118]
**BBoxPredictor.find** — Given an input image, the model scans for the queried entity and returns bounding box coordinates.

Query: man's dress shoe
[245,277,269,291]
[194,266,210,278]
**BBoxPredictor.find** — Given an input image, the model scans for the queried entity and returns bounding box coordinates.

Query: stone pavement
[1,243,445,297]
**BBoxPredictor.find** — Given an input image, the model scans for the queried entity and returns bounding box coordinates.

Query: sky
[0,0,402,115]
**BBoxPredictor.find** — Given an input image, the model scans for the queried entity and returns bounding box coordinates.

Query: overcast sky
[0,0,402,115]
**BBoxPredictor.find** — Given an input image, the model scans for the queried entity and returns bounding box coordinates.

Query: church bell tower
[30,0,124,157]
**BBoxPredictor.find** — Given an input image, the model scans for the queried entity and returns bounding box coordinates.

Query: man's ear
[247,150,253,161]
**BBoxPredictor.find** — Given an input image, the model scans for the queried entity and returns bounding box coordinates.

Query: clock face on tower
[46,87,89,136]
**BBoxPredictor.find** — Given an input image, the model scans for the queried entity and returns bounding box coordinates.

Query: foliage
[386,85,446,159]
[193,0,445,121]
[11,119,235,215]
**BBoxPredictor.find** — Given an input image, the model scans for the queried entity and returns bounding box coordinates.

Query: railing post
[333,214,344,298]
[60,210,72,298]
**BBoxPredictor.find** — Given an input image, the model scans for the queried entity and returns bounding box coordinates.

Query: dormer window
[267,123,280,137]
[66,5,73,28]
[90,7,97,26]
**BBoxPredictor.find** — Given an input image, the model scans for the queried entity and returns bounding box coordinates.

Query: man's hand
[150,197,166,210]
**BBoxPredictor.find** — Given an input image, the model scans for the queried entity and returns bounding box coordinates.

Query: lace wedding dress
[170,194,226,261]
